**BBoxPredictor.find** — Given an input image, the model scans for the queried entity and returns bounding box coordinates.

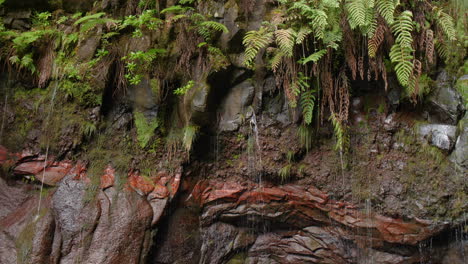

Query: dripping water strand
[249,112,262,185]
[0,93,8,144]
[35,81,58,220]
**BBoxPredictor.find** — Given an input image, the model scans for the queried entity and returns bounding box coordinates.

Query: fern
[368,24,385,57]
[295,26,312,44]
[74,12,117,33]
[292,72,310,97]
[134,111,159,149]
[376,0,397,24]
[160,5,193,14]
[389,44,414,87]
[269,49,284,72]
[298,49,327,64]
[301,88,316,125]
[345,0,369,29]
[435,9,456,41]
[330,113,349,153]
[391,10,413,48]
[197,21,229,41]
[275,28,295,57]
[390,10,414,88]
[243,27,273,68]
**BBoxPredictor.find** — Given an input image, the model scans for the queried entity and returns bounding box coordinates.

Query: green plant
[174,80,195,95]
[123,48,166,85]
[121,10,162,37]
[389,10,414,88]
[134,111,159,148]
[278,164,292,182]
[182,125,199,152]
[297,124,313,152]
[74,12,118,33]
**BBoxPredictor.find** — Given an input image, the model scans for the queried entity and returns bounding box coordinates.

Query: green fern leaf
[435,9,456,41]
[301,89,316,125]
[275,28,295,57]
[269,49,284,72]
[243,27,273,68]
[389,43,414,87]
[376,0,397,24]
[391,10,413,48]
[295,26,312,44]
[199,21,229,33]
[298,49,327,64]
[345,0,368,29]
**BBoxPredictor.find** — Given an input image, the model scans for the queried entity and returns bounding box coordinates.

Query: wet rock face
[426,71,465,125]
[0,146,184,264]
[418,124,457,151]
[450,113,468,169]
[184,179,464,264]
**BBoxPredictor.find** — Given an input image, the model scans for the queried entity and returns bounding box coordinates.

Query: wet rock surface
[426,71,465,125]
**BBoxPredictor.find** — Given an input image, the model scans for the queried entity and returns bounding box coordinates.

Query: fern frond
[368,24,385,57]
[435,9,456,41]
[345,0,368,29]
[330,113,349,153]
[391,10,413,48]
[389,43,414,87]
[161,5,193,14]
[242,27,273,68]
[275,28,295,57]
[376,0,397,25]
[199,21,229,33]
[298,49,327,65]
[435,39,449,61]
[269,49,284,72]
[425,29,434,63]
[301,89,316,125]
[309,9,328,40]
[295,26,312,44]
[292,72,310,97]
[74,12,105,25]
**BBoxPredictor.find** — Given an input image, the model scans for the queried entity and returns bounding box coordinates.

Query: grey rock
[450,114,468,169]
[218,79,255,131]
[191,82,211,113]
[76,29,103,62]
[0,231,17,264]
[426,71,465,125]
[200,222,248,264]
[418,124,457,151]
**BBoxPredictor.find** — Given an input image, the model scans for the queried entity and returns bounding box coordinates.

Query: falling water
[35,81,59,220]
[0,93,7,144]
[249,112,262,185]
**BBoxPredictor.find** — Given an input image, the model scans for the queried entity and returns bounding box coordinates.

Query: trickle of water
[35,81,59,220]
[0,93,8,144]
[249,112,263,185]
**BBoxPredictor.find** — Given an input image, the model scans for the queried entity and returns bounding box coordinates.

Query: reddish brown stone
[100,165,115,189]
[190,179,446,247]
[128,170,155,195]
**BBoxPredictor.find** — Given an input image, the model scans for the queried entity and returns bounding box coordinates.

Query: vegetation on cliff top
[0,0,465,162]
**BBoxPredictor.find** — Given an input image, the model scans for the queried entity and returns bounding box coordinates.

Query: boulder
[418,124,458,151]
[218,79,255,131]
[450,113,468,169]
[426,71,465,125]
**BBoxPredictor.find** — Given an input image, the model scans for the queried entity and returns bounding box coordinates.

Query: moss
[226,252,247,264]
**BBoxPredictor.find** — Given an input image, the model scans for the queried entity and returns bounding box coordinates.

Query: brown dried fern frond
[425,29,434,64]
[368,24,385,58]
